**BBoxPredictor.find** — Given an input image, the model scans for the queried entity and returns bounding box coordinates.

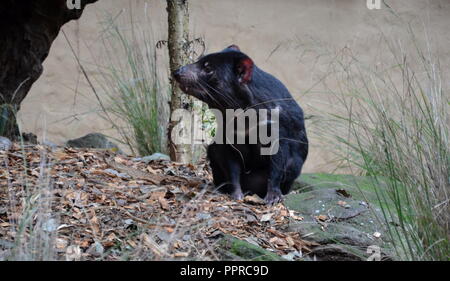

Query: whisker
[197,81,226,108]
[200,80,240,108]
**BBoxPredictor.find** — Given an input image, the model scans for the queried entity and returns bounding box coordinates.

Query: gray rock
[287,220,375,247]
[66,133,121,152]
[42,218,58,232]
[284,186,393,260]
[123,219,134,227]
[196,212,212,220]
[141,153,170,163]
[309,244,366,261]
[21,132,38,144]
[0,136,12,151]
[218,235,285,261]
[285,188,369,221]
[103,168,130,179]
[281,251,302,261]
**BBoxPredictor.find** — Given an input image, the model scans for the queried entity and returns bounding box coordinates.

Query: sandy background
[18,0,450,172]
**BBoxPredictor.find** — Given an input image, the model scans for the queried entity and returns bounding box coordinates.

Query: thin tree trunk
[167,0,193,163]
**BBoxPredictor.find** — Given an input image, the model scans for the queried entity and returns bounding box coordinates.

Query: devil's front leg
[207,144,244,200]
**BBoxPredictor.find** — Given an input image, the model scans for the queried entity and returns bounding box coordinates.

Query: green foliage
[6,149,57,261]
[96,13,166,156]
[320,26,449,260]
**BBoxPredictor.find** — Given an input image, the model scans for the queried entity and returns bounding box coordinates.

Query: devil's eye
[203,62,213,74]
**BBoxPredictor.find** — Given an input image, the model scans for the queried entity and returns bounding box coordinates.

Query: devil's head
[172,45,254,110]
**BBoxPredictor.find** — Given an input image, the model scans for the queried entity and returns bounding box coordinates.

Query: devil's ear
[227,44,240,51]
[237,57,254,84]
[223,44,240,52]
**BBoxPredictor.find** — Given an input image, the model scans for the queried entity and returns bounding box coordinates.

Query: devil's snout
[172,66,185,80]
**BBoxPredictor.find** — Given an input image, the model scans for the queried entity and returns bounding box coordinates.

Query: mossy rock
[218,235,285,261]
[284,174,397,260]
[66,133,122,153]
[293,173,381,202]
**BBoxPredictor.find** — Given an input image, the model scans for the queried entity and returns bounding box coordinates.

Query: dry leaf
[174,252,189,257]
[316,215,328,222]
[159,196,170,210]
[243,194,265,205]
[66,245,82,261]
[336,189,351,198]
[285,236,295,247]
[289,210,304,221]
[146,166,158,174]
[56,238,68,249]
[260,213,274,222]
[141,234,165,257]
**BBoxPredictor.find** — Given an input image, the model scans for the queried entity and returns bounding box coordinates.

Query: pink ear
[237,57,254,84]
[227,44,240,51]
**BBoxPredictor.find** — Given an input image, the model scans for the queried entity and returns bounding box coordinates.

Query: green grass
[97,12,166,156]
[4,143,57,260]
[65,9,168,156]
[316,22,450,260]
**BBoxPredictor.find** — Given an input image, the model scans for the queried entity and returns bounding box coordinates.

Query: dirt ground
[0,144,317,261]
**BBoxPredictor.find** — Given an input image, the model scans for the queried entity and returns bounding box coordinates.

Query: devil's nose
[172,66,184,79]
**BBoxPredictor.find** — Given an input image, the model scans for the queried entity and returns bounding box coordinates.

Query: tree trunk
[0,0,98,139]
[167,0,193,163]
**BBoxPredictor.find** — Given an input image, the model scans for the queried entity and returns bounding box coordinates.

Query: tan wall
[18,0,450,172]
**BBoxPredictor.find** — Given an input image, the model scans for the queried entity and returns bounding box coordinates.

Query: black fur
[173,45,308,204]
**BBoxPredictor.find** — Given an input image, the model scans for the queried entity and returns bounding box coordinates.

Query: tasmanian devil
[172,45,308,204]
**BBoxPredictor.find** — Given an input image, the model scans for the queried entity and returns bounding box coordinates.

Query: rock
[309,244,366,261]
[218,235,285,261]
[42,218,58,232]
[281,251,302,261]
[103,168,130,179]
[287,220,375,247]
[141,153,170,163]
[66,133,121,152]
[123,219,134,227]
[21,132,38,144]
[196,212,212,220]
[284,174,396,261]
[285,188,369,221]
[0,136,12,151]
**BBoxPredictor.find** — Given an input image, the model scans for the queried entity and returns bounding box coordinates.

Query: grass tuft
[318,24,449,260]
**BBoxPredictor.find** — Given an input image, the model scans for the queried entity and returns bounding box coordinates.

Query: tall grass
[66,8,168,156]
[98,11,166,156]
[320,26,449,260]
[4,146,57,260]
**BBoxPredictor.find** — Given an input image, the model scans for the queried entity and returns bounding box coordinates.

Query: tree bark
[0,0,98,138]
[167,0,193,163]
